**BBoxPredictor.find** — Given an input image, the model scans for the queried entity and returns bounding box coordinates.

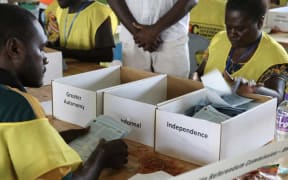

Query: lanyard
[63,1,90,47]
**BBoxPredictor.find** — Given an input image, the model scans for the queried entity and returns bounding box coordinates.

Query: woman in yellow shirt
[46,0,117,62]
[195,0,288,104]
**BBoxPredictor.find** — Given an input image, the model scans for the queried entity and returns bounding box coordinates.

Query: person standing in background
[107,0,197,78]
[45,0,118,62]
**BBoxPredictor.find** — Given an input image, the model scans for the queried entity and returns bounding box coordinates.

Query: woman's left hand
[236,80,258,94]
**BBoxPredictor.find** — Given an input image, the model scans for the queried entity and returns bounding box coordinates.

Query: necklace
[225,33,262,74]
[63,1,91,47]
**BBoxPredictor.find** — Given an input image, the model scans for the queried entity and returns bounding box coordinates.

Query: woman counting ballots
[194,0,288,104]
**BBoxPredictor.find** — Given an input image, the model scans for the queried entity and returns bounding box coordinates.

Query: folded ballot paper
[201,69,253,107]
[69,115,131,162]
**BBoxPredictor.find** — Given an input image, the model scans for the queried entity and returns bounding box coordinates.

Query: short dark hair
[0,4,37,48]
[226,0,268,22]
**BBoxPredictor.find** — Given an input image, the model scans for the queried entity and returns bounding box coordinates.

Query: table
[27,57,288,180]
[27,59,200,179]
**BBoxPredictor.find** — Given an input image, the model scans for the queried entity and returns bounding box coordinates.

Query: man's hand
[132,23,163,52]
[60,126,90,143]
[72,138,128,179]
[97,139,128,169]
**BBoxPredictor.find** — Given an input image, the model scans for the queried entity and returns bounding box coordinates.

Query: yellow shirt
[0,118,82,180]
[56,1,116,49]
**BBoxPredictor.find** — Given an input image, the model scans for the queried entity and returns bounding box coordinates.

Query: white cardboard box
[155,89,277,165]
[266,6,288,32]
[43,47,63,85]
[52,66,156,127]
[103,75,203,147]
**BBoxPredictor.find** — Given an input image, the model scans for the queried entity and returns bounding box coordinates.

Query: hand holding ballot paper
[222,70,258,95]
[200,69,254,107]
[185,69,260,123]
[69,115,131,162]
[201,69,258,96]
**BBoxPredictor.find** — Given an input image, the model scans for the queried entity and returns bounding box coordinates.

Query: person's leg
[122,42,152,72]
[152,35,190,78]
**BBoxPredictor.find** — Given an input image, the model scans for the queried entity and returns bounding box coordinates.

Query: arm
[229,75,285,104]
[194,57,207,78]
[254,76,285,104]
[49,18,114,62]
[107,0,162,51]
[196,61,285,104]
[107,0,139,35]
[148,0,197,37]
[72,139,128,180]
[132,0,197,51]
[54,47,113,62]
[192,50,208,80]
[59,127,90,143]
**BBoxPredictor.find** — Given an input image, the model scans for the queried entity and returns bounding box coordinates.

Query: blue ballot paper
[69,115,131,162]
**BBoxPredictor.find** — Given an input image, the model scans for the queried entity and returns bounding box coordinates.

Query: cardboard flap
[120,66,157,83]
[167,75,203,99]
[158,89,207,113]
[54,66,121,89]
[239,93,272,103]
[105,75,167,104]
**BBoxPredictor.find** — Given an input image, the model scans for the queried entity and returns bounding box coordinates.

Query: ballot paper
[201,69,232,96]
[192,105,231,123]
[201,69,254,107]
[69,115,131,162]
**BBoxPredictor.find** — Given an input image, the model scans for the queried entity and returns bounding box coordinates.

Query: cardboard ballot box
[155,89,277,165]
[43,47,63,85]
[103,75,203,147]
[266,6,288,32]
[52,66,156,127]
